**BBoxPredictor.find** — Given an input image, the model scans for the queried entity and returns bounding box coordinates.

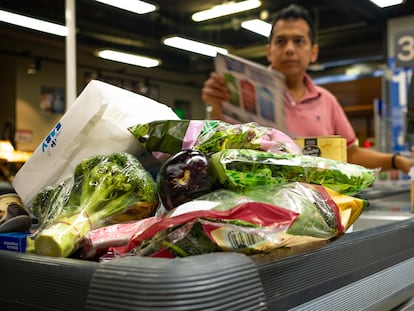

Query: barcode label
[227,230,265,249]
[209,224,284,252]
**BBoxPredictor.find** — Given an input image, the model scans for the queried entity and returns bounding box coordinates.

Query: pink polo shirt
[285,74,356,148]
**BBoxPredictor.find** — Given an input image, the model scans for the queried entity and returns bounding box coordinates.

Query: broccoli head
[33,152,159,257]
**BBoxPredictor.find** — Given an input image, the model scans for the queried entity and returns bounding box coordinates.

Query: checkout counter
[0,185,414,310]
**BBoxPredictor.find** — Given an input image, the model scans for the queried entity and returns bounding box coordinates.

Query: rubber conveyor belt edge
[0,218,414,310]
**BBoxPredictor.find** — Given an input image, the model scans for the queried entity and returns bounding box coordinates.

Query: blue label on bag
[41,122,62,156]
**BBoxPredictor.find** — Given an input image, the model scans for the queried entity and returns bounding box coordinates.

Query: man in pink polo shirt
[284,74,356,147]
[202,4,414,174]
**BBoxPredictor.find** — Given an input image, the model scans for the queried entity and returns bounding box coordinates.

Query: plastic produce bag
[241,183,367,234]
[29,152,159,258]
[115,200,299,258]
[128,119,302,160]
[13,80,179,208]
[80,217,159,260]
[96,183,366,260]
[210,149,378,195]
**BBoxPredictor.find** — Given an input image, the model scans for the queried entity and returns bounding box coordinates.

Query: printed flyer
[214,53,286,131]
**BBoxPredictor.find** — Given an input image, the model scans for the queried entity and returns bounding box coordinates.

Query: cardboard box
[0,231,31,252]
[294,136,347,162]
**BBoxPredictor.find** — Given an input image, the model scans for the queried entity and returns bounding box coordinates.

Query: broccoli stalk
[33,152,159,257]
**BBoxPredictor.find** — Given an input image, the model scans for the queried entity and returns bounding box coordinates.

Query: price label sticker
[395,29,414,68]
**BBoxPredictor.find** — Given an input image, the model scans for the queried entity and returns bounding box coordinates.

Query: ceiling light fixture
[94,0,157,14]
[162,36,228,57]
[192,0,262,22]
[368,0,404,8]
[95,49,161,68]
[0,9,68,36]
[241,19,271,37]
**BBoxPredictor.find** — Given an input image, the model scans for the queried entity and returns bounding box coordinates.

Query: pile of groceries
[0,81,378,261]
[1,82,378,261]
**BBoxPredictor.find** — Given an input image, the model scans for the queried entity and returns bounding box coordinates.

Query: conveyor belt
[253,218,414,310]
[1,187,414,310]
[354,186,413,230]
[0,217,413,310]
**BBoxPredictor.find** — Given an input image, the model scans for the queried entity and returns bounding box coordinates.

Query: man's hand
[201,72,230,106]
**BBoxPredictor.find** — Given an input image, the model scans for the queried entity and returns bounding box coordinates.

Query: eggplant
[157,149,213,210]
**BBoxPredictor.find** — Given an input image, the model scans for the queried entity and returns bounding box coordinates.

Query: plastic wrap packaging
[90,182,366,260]
[210,149,378,196]
[241,183,367,233]
[80,217,159,260]
[29,152,159,258]
[13,80,179,209]
[128,120,302,160]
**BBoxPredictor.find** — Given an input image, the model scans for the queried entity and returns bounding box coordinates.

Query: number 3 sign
[395,29,414,68]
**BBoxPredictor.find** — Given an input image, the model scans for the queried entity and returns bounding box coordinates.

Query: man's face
[267,18,318,80]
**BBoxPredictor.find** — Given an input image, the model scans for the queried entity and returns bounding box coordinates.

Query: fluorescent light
[241,19,271,37]
[192,0,261,22]
[94,0,157,14]
[95,49,161,67]
[369,0,404,8]
[162,36,228,57]
[0,9,68,36]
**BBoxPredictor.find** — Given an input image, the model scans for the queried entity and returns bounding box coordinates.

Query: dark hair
[268,4,316,44]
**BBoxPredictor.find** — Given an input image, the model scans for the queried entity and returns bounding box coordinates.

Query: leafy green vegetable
[129,120,191,156]
[134,220,221,257]
[128,120,301,158]
[210,149,377,195]
[242,183,339,238]
[132,183,337,257]
[194,122,265,156]
[194,184,339,238]
[32,152,159,257]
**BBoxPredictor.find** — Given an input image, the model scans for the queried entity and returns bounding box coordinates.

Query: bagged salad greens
[97,182,365,260]
[30,152,159,258]
[128,120,302,160]
[241,183,367,233]
[101,198,298,259]
[210,149,377,196]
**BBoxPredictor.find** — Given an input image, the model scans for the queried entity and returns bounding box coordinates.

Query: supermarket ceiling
[1,0,414,75]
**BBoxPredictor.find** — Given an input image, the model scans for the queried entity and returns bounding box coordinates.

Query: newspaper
[214,53,286,131]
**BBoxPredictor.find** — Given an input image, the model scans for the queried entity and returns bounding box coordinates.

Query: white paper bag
[13,80,179,208]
